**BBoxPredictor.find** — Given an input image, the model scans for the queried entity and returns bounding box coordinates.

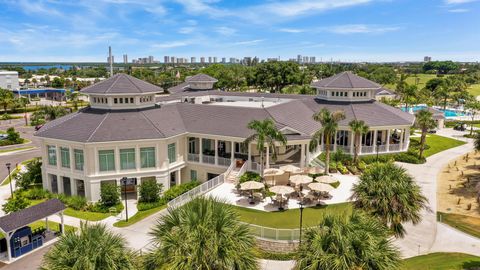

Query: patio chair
[253,192,264,202]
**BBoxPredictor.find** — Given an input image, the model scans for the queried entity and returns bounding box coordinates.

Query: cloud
[179,27,196,34]
[278,28,306,33]
[444,0,478,4]
[151,41,191,49]
[16,0,63,17]
[259,0,372,17]
[448,8,470,12]
[323,24,401,34]
[215,26,236,36]
[231,39,265,46]
[174,0,222,14]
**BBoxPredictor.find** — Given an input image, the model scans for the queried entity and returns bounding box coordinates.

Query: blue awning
[13,89,67,95]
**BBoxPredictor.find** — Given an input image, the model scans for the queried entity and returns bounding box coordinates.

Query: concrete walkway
[394,128,480,258]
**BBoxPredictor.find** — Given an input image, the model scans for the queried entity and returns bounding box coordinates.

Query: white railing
[167,174,225,209]
[377,145,387,153]
[389,144,401,152]
[237,161,248,178]
[361,145,374,154]
[250,162,260,172]
[270,163,301,169]
[202,155,215,164]
[187,153,199,162]
[244,223,301,241]
[217,157,231,167]
[336,145,350,153]
[224,161,236,178]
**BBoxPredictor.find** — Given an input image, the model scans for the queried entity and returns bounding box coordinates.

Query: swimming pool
[400,105,467,118]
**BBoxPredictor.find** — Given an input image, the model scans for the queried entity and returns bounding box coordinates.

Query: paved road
[0,245,51,270]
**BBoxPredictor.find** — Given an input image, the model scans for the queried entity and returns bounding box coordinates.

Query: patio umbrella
[289,175,313,186]
[317,175,338,184]
[308,182,334,192]
[270,185,295,195]
[279,164,302,174]
[240,181,264,190]
[303,166,323,175]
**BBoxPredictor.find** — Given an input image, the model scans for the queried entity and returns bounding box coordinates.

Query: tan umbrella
[303,166,323,174]
[240,181,264,190]
[270,185,295,195]
[279,164,303,174]
[289,175,313,186]
[308,182,334,192]
[263,168,285,185]
[317,175,338,184]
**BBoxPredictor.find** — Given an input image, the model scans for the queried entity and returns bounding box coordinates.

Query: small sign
[120,177,137,186]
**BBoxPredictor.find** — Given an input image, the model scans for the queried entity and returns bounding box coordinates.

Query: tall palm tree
[348,119,369,164]
[402,84,417,111]
[309,108,346,174]
[0,88,14,113]
[66,89,81,111]
[42,223,138,270]
[466,100,480,136]
[146,197,258,270]
[244,118,287,177]
[296,212,401,270]
[350,162,428,237]
[415,109,436,159]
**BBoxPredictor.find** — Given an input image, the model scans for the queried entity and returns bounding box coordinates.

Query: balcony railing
[389,144,401,152]
[250,162,260,172]
[377,145,387,153]
[187,153,199,162]
[336,145,350,153]
[217,157,231,167]
[202,155,215,164]
[361,145,374,154]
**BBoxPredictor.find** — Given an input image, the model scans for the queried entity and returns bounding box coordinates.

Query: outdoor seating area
[207,166,358,212]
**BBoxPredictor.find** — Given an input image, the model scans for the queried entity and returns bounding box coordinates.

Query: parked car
[0,134,8,140]
[34,124,44,131]
[453,123,467,131]
[428,129,437,134]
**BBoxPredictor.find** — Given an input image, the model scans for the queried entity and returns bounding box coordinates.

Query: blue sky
[0,0,479,62]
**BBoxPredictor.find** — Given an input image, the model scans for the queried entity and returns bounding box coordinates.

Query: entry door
[170,171,177,187]
[63,177,71,196]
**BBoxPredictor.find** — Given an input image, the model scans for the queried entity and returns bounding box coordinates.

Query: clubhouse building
[35,71,414,201]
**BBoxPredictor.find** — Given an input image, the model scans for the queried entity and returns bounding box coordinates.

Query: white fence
[167,175,225,209]
[245,223,301,241]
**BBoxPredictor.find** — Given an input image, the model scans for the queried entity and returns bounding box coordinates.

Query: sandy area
[438,150,480,217]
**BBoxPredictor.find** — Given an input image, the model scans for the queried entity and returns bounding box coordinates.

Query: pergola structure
[0,199,66,261]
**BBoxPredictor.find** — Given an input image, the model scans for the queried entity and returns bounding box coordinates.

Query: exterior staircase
[225,167,240,183]
[309,157,325,168]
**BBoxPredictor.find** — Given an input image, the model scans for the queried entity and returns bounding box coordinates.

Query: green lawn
[1,158,37,186]
[411,134,466,157]
[402,252,480,270]
[234,202,353,229]
[385,74,446,90]
[113,204,167,227]
[64,208,112,221]
[467,83,480,97]
[437,212,480,239]
[0,146,35,154]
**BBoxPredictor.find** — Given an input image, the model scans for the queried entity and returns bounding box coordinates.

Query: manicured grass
[385,74,447,90]
[411,134,466,157]
[113,204,167,227]
[437,212,480,239]
[64,208,112,221]
[402,252,480,270]
[0,146,35,154]
[234,202,353,229]
[1,158,38,186]
[468,83,480,97]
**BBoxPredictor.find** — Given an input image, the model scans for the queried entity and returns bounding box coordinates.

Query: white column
[266,145,270,169]
[135,145,140,171]
[305,143,310,165]
[333,131,337,152]
[45,217,49,231]
[372,130,378,154]
[399,129,404,151]
[5,233,11,261]
[69,147,74,173]
[199,138,203,163]
[230,141,235,161]
[214,139,218,166]
[386,129,391,152]
[114,146,120,173]
[300,144,305,167]
[320,133,324,151]
[349,131,355,155]
[247,143,252,169]
[60,213,65,235]
[405,127,410,150]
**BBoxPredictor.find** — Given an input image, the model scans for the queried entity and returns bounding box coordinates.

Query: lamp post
[5,163,13,198]
[121,177,128,222]
[376,140,381,162]
[298,200,305,245]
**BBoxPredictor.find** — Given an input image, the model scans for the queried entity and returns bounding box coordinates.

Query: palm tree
[348,119,369,164]
[415,109,436,159]
[244,118,287,177]
[350,162,428,237]
[42,223,138,270]
[0,88,14,113]
[146,197,258,270]
[465,100,480,136]
[402,84,417,111]
[296,212,401,270]
[309,108,346,174]
[66,89,81,111]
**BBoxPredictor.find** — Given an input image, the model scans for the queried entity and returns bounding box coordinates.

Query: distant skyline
[0,0,479,62]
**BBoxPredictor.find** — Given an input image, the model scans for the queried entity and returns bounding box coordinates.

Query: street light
[376,140,381,162]
[5,163,13,198]
[121,177,129,222]
[298,200,305,245]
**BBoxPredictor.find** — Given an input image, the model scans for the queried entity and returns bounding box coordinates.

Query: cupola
[185,73,218,90]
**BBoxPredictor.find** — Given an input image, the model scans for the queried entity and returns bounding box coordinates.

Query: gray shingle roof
[186,73,218,83]
[36,93,414,143]
[311,71,381,89]
[81,73,163,94]
[375,87,396,96]
[0,199,65,233]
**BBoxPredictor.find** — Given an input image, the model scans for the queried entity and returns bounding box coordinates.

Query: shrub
[360,154,394,164]
[137,201,164,211]
[161,181,200,203]
[25,187,50,200]
[357,161,367,171]
[329,162,338,173]
[2,194,29,214]
[100,183,120,208]
[394,152,425,164]
[6,127,23,144]
[337,163,349,174]
[88,202,124,213]
[68,195,88,210]
[239,171,261,183]
[346,165,359,175]
[15,159,42,190]
[138,180,163,203]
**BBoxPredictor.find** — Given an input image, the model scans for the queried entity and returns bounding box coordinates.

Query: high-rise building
[229,57,236,63]
[303,56,308,63]
[297,54,302,63]
[191,57,196,63]
[221,57,226,63]
[200,57,205,63]
[107,55,114,64]
[309,56,316,63]
[123,54,128,64]
[208,57,212,63]
[424,56,432,62]
[148,56,154,64]
[164,56,169,63]
[170,56,176,63]
[213,57,217,63]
